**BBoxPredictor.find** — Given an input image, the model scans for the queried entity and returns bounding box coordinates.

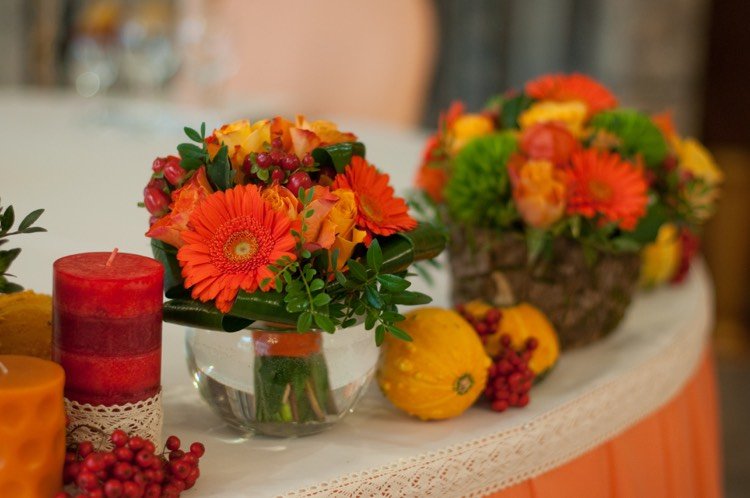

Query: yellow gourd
[464,300,559,376]
[377,308,490,420]
[0,291,53,359]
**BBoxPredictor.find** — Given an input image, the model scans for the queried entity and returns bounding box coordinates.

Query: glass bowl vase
[185,322,378,437]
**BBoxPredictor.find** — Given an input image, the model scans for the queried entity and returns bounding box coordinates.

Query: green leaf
[297,311,313,332]
[208,145,233,190]
[163,299,252,332]
[347,259,368,282]
[526,227,550,264]
[0,248,21,274]
[312,293,331,307]
[177,142,205,159]
[231,289,300,325]
[21,227,46,234]
[150,239,185,297]
[364,285,383,309]
[309,279,325,292]
[378,223,448,275]
[387,325,412,342]
[313,314,336,333]
[390,291,432,305]
[1,205,14,232]
[364,312,377,330]
[366,239,383,273]
[0,281,23,293]
[184,127,203,143]
[376,274,410,293]
[500,93,534,129]
[611,236,641,252]
[628,202,668,244]
[18,209,44,231]
[200,122,206,138]
[311,142,366,173]
[375,324,386,346]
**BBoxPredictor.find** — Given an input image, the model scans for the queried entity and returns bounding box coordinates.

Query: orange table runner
[487,351,721,498]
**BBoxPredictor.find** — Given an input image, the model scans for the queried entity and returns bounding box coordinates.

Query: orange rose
[146,167,214,248]
[300,186,339,250]
[261,185,301,220]
[510,158,567,228]
[326,189,367,270]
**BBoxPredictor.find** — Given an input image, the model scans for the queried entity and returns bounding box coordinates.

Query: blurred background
[1,0,748,495]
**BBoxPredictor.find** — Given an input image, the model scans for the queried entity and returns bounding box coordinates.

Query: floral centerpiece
[415,73,721,348]
[143,116,446,435]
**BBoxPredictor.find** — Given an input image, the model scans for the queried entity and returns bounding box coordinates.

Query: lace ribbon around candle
[65,392,163,449]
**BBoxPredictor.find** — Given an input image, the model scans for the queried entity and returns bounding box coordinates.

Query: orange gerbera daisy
[525,73,618,116]
[332,156,417,237]
[565,149,648,230]
[177,184,297,313]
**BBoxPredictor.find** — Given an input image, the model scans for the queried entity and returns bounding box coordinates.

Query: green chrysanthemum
[446,133,519,228]
[590,109,668,167]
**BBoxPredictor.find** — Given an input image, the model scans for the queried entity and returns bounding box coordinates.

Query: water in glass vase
[185,323,378,437]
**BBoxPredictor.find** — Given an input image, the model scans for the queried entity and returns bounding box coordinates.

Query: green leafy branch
[0,200,46,293]
[178,123,233,191]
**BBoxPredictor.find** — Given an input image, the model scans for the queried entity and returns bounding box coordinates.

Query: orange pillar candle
[0,355,66,498]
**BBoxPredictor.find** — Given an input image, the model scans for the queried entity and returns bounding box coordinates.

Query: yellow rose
[519,101,587,137]
[677,138,723,185]
[510,159,567,228]
[639,223,682,288]
[449,114,494,153]
[261,185,300,220]
[212,119,271,167]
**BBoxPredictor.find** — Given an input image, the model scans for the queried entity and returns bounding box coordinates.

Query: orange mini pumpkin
[377,308,490,420]
[464,300,560,376]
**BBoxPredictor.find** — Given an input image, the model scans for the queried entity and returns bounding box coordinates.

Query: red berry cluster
[671,227,700,284]
[244,137,317,192]
[144,155,187,223]
[485,335,537,412]
[456,304,502,344]
[57,430,205,498]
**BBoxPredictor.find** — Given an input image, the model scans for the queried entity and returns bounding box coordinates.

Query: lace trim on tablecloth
[65,392,163,449]
[284,291,710,497]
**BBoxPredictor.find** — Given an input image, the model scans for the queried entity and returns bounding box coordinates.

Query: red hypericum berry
[169,478,187,492]
[127,436,145,451]
[113,462,134,481]
[135,450,153,469]
[141,440,155,455]
[64,462,82,484]
[122,481,142,498]
[103,452,117,467]
[170,460,191,480]
[189,442,205,458]
[162,485,180,498]
[165,436,181,452]
[270,150,283,165]
[85,452,107,472]
[281,154,300,171]
[76,470,99,491]
[54,493,72,498]
[151,468,165,483]
[89,489,105,498]
[65,451,77,463]
[152,157,167,173]
[486,308,502,324]
[270,168,286,184]
[286,171,313,193]
[143,483,161,498]
[302,153,315,168]
[182,453,198,466]
[526,337,538,351]
[146,177,167,192]
[114,447,133,462]
[78,441,94,458]
[271,137,283,150]
[111,429,129,448]
[256,152,272,169]
[163,159,187,186]
[143,187,170,217]
[168,450,185,461]
[104,479,123,498]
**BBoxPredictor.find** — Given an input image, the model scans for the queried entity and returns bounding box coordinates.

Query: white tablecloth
[0,91,713,497]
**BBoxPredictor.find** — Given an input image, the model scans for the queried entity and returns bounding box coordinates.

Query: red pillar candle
[52,252,163,406]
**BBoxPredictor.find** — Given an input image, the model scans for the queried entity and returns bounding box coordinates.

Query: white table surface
[0,90,714,497]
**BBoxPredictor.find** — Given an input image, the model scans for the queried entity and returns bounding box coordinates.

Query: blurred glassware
[119,1,181,93]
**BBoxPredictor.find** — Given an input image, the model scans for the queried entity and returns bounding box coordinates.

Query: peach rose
[210,119,271,167]
[510,158,567,228]
[261,185,301,220]
[518,101,587,137]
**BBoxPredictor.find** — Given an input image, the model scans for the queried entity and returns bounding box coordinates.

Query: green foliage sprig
[178,123,234,190]
[0,200,46,293]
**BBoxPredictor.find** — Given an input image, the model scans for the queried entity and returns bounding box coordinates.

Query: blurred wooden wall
[702,0,750,357]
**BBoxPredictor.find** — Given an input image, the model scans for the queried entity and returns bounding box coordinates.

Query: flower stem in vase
[252,331,337,427]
